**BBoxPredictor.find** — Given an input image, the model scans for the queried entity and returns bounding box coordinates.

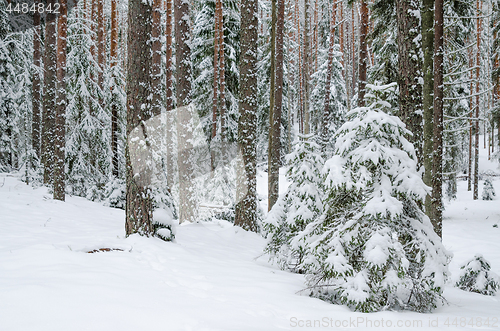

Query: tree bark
[218,0,226,153]
[42,0,58,185]
[268,0,277,210]
[396,0,423,165]
[97,0,105,106]
[211,0,221,172]
[165,0,174,188]
[151,0,163,116]
[175,0,197,223]
[235,0,258,232]
[125,0,154,236]
[32,3,42,161]
[110,0,119,177]
[303,0,310,134]
[358,0,368,107]
[53,0,68,201]
[422,0,434,216]
[431,0,444,238]
[268,0,285,211]
[297,0,304,134]
[468,52,473,191]
[473,0,481,200]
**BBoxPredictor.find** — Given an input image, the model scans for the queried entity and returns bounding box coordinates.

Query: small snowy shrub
[102,178,126,209]
[199,160,237,222]
[151,185,177,241]
[456,255,499,296]
[482,178,496,201]
[263,135,324,273]
[301,106,450,313]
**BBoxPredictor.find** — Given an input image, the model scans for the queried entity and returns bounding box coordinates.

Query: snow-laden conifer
[456,255,499,296]
[65,4,110,199]
[191,0,240,149]
[263,134,324,273]
[482,178,496,201]
[0,12,32,173]
[301,98,450,312]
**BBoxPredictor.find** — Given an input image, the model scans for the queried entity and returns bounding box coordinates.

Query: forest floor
[1,144,499,330]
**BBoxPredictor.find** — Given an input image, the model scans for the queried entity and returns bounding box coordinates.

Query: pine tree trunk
[175,0,197,223]
[422,0,434,216]
[151,0,163,116]
[468,52,473,191]
[358,0,368,107]
[235,0,258,232]
[53,0,68,201]
[42,0,58,185]
[340,2,344,74]
[322,0,337,149]
[351,5,356,98]
[97,0,105,106]
[110,0,119,178]
[473,0,481,200]
[396,0,423,165]
[165,0,174,188]
[313,0,318,73]
[268,0,277,210]
[211,0,220,172]
[297,0,304,134]
[125,0,154,236]
[218,0,226,153]
[431,0,444,238]
[287,0,294,152]
[32,4,42,161]
[268,0,284,211]
[91,0,96,83]
[303,0,310,134]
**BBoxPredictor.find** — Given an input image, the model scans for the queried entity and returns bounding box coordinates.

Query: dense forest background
[1,0,499,232]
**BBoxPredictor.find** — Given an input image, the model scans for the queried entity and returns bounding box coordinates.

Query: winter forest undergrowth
[1,143,499,330]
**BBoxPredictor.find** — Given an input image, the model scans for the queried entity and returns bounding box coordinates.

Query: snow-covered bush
[301,106,450,313]
[456,255,499,296]
[102,178,126,209]
[263,134,324,273]
[151,185,177,242]
[200,159,237,222]
[482,178,496,201]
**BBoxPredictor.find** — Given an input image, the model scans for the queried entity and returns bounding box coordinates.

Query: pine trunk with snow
[175,0,197,224]
[396,0,423,166]
[125,0,155,236]
[234,0,258,232]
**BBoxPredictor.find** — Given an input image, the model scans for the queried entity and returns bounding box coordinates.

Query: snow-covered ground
[1,150,499,330]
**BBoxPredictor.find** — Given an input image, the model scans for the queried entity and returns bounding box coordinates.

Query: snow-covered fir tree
[299,96,450,312]
[482,178,496,200]
[191,0,240,148]
[309,44,346,152]
[456,254,499,296]
[0,8,32,174]
[65,3,110,200]
[263,134,324,272]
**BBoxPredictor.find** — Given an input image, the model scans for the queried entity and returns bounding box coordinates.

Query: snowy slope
[1,152,500,330]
